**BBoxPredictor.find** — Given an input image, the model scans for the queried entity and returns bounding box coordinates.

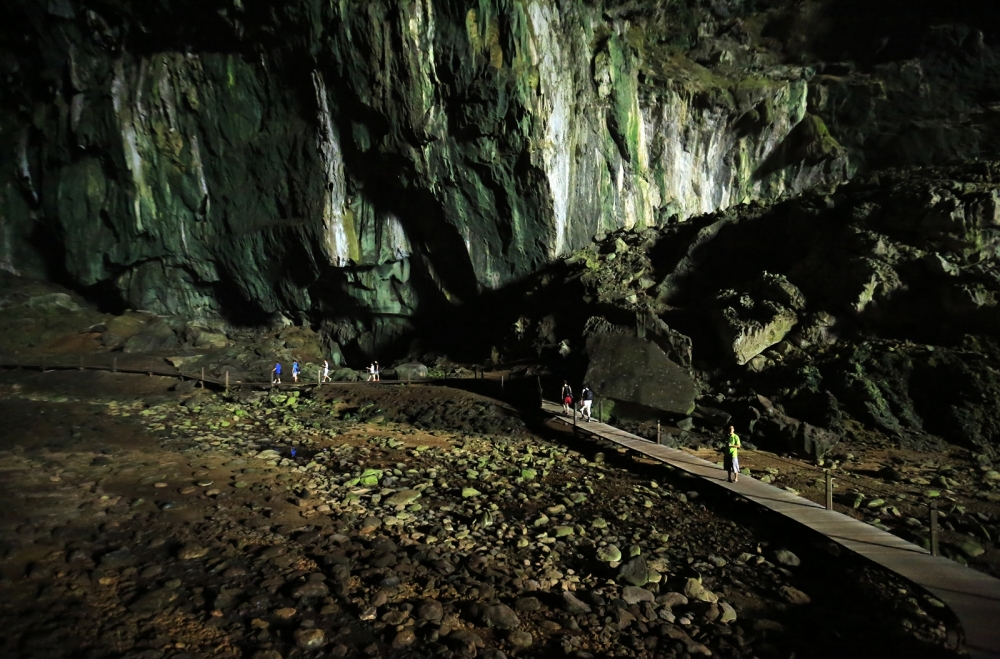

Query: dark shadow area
[765,0,1000,66]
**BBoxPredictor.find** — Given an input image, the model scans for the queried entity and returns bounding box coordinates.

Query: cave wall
[1,0,999,355]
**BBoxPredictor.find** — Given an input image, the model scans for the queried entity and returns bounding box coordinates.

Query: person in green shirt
[725,425,742,483]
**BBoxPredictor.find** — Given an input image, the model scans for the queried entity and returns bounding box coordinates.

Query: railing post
[657,420,661,445]
[225,371,229,393]
[825,470,833,510]
[318,367,322,387]
[599,398,603,423]
[112,358,117,374]
[501,375,504,391]
[201,367,205,389]
[930,502,939,557]
[79,355,84,371]
[573,402,577,435]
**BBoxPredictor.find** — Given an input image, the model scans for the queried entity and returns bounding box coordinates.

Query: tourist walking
[292,360,300,383]
[271,362,282,385]
[367,363,375,382]
[322,359,331,382]
[580,385,594,421]
[724,425,742,483]
[374,361,380,382]
[561,381,573,415]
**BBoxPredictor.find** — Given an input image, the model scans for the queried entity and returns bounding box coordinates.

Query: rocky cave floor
[0,368,983,659]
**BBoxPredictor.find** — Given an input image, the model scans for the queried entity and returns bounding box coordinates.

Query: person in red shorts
[561,381,573,415]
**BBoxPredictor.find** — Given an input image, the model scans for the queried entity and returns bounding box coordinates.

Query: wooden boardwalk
[0,355,430,391]
[542,401,1000,659]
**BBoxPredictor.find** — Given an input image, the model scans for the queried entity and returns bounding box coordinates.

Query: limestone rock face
[0,0,855,355]
[584,334,697,416]
[3,1,1000,360]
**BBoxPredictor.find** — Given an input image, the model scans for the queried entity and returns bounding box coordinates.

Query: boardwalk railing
[0,353,430,391]
[542,400,1000,659]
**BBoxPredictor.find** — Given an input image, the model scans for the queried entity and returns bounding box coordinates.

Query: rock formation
[5,0,1000,360]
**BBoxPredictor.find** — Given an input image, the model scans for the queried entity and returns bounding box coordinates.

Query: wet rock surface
[0,369,966,658]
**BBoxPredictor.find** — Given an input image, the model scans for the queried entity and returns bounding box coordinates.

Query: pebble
[294,628,326,650]
[385,489,421,506]
[774,549,800,567]
[514,596,541,613]
[619,556,649,586]
[448,629,485,650]
[382,609,409,625]
[560,591,592,614]
[779,585,812,605]
[129,588,178,614]
[508,630,533,648]
[482,604,520,629]
[658,592,688,609]
[292,581,330,599]
[177,544,208,560]
[683,578,705,599]
[100,547,135,569]
[392,629,416,648]
[417,599,443,622]
[597,544,622,562]
[622,586,654,604]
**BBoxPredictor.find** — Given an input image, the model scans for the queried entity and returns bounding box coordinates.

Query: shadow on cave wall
[765,0,1000,66]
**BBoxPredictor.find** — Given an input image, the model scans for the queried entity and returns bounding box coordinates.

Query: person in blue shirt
[272,362,282,385]
[292,361,300,383]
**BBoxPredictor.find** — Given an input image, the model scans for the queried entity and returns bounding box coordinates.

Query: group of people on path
[271,359,333,385]
[558,381,743,482]
[269,359,387,385]
[560,381,595,421]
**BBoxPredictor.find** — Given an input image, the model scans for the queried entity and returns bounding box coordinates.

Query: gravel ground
[0,370,963,659]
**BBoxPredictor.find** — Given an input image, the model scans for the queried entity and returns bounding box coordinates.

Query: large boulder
[330,368,361,382]
[395,363,428,381]
[584,334,697,416]
[714,274,805,365]
[23,292,81,313]
[753,408,840,460]
[122,318,180,353]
